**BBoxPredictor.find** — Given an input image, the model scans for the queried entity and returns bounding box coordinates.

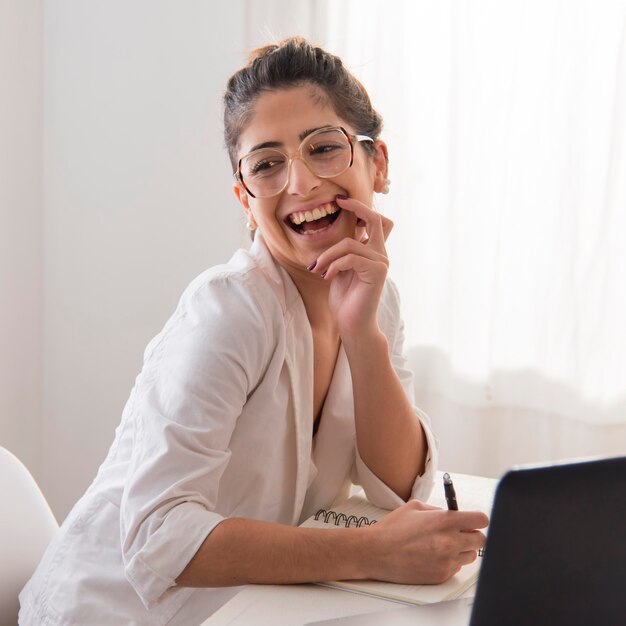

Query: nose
[286,156,321,196]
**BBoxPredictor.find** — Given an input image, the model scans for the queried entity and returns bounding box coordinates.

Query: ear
[371,140,389,194]
[233,182,250,210]
[233,183,257,229]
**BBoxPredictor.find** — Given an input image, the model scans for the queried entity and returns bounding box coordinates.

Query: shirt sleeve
[352,279,440,510]
[120,270,274,609]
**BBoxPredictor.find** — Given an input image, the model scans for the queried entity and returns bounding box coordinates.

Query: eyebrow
[299,126,331,141]
[248,140,281,152]
[248,126,335,153]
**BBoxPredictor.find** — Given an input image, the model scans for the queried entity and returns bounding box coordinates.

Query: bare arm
[343,330,427,501]
[176,517,368,587]
[315,195,429,501]
[175,502,487,587]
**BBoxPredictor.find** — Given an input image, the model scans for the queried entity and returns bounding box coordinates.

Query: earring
[246,215,257,231]
[380,178,391,195]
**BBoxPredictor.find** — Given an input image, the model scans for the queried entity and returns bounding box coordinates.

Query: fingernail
[335,194,348,201]
[307,261,317,271]
[321,270,328,279]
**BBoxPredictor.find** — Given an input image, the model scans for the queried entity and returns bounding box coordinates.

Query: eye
[247,154,286,177]
[307,141,348,160]
[309,142,339,154]
[252,159,278,173]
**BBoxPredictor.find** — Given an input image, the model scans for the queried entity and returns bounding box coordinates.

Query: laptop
[306,456,626,626]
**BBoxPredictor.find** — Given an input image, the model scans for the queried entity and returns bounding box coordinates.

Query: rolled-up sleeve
[119,271,271,608]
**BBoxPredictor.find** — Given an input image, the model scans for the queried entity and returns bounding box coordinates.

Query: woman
[19,37,487,625]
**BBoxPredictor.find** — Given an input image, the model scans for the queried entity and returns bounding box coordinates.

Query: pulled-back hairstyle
[223,37,383,170]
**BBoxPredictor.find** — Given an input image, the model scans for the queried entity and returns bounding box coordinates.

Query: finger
[312,237,388,275]
[322,254,388,283]
[379,213,393,241]
[335,195,391,247]
[458,550,479,566]
[361,212,393,242]
[443,511,490,531]
[405,499,442,512]
[457,529,487,553]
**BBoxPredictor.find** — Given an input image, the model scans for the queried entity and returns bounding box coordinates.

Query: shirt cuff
[124,503,224,609]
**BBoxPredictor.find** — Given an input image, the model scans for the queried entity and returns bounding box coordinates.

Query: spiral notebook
[299,495,481,605]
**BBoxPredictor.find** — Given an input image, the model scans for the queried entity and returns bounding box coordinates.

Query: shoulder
[140,247,286,392]
[141,246,285,369]
[178,246,283,329]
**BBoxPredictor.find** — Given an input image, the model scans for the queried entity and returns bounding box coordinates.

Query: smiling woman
[235,125,371,240]
[18,37,488,625]
[230,84,387,273]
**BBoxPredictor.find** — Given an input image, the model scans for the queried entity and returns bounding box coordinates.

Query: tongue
[300,215,334,233]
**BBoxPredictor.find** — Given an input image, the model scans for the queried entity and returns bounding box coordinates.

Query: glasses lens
[302,129,352,177]
[239,128,354,198]
[240,149,288,198]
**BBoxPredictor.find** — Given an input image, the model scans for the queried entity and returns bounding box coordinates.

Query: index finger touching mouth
[335,194,390,244]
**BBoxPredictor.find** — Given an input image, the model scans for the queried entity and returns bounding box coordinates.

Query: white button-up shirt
[20,235,438,625]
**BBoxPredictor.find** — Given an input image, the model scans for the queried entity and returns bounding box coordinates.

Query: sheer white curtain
[319,0,626,476]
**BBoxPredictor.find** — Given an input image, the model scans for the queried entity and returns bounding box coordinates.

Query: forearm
[175,517,370,587]
[177,503,489,590]
[343,330,427,501]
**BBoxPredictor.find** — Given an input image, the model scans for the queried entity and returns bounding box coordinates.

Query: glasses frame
[234,126,374,199]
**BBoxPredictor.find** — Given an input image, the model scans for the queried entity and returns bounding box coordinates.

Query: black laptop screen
[470,456,626,626]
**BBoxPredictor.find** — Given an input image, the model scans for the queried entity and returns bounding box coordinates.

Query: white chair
[0,446,58,625]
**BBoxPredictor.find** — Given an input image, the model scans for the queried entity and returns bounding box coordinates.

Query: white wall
[41,1,248,519]
[0,1,43,478]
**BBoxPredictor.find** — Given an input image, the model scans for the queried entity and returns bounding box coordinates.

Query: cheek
[252,203,290,236]
[251,201,277,221]
[345,163,376,197]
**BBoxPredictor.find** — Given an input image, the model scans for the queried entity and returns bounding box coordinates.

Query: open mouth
[286,202,341,235]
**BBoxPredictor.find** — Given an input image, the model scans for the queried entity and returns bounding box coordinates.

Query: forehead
[237,85,347,155]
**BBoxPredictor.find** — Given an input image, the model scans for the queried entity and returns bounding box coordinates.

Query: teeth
[289,203,338,226]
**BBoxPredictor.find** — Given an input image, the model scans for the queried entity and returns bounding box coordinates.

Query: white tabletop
[201,472,497,626]
[202,584,424,626]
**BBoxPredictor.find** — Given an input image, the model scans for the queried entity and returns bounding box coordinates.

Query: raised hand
[310,194,394,338]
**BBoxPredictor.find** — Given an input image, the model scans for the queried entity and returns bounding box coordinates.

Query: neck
[285,265,337,332]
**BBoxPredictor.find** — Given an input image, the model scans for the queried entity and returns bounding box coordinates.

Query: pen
[443,472,458,510]
[443,473,485,556]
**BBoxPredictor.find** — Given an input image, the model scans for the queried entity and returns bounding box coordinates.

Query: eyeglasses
[235,126,374,199]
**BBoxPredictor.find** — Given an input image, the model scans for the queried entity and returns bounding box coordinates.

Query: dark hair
[223,37,383,170]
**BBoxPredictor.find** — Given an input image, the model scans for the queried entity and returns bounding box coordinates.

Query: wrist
[341,327,388,359]
[308,526,376,582]
[356,525,387,581]
[345,526,380,580]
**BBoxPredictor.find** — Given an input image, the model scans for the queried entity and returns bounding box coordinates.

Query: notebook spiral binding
[313,508,378,528]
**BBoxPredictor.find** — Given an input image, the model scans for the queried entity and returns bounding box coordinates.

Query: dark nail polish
[307,261,317,271]
[336,194,348,200]
[321,270,328,279]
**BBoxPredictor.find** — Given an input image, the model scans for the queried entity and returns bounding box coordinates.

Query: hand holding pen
[370,477,488,583]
